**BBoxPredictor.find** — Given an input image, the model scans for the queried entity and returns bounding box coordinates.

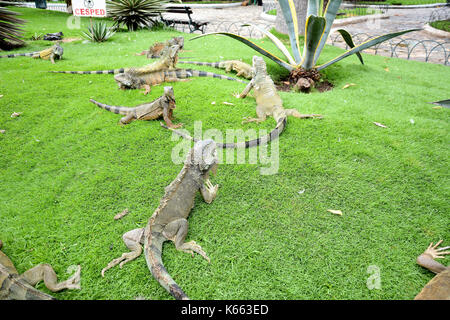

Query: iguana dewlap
[89,86,182,128]
[101,140,219,300]
[0,240,81,300]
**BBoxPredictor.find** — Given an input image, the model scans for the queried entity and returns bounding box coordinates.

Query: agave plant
[82,21,116,42]
[192,0,419,86]
[0,1,26,50]
[106,0,169,31]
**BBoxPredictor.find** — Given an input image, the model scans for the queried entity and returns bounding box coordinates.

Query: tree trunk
[274,0,308,35]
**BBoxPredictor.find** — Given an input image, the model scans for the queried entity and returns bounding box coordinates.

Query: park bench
[159,6,209,34]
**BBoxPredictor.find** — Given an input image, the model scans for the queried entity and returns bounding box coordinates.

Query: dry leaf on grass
[0,95,3,98]
[432,106,442,109]
[327,209,342,216]
[11,112,22,118]
[114,209,129,220]
[342,83,356,89]
[222,102,234,106]
[384,67,390,72]
[0,130,5,134]
[373,122,387,128]
[211,101,216,105]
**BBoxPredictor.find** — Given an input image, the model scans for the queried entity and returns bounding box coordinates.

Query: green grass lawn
[1,7,449,300]
[430,20,450,32]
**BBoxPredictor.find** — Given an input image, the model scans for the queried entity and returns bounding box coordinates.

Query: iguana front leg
[162,101,183,129]
[20,264,81,292]
[50,53,56,64]
[101,228,144,277]
[163,219,210,263]
[416,240,450,274]
[200,179,218,204]
[236,79,255,98]
[285,109,322,119]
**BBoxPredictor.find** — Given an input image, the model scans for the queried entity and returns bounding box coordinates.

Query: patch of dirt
[276,68,334,93]
[61,37,83,43]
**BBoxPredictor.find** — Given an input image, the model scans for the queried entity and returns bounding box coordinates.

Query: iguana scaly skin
[114,68,248,95]
[89,86,182,128]
[163,56,321,148]
[414,240,450,300]
[178,60,253,79]
[0,43,63,64]
[0,240,81,300]
[136,36,184,59]
[49,44,181,75]
[101,140,219,300]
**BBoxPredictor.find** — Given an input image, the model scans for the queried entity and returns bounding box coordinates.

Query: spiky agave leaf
[82,21,115,42]
[0,2,26,50]
[106,0,169,31]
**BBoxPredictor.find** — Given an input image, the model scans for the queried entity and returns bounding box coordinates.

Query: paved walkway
[175,4,449,65]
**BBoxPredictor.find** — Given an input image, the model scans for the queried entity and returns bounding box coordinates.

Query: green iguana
[0,43,63,64]
[414,240,450,300]
[49,44,180,75]
[0,240,81,300]
[114,68,248,95]
[101,139,219,300]
[178,60,253,79]
[89,86,182,128]
[136,36,184,59]
[162,55,321,148]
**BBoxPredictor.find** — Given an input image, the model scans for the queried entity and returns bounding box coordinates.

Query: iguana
[114,68,248,95]
[0,43,63,64]
[414,240,450,300]
[89,86,182,128]
[178,60,253,79]
[162,55,321,148]
[136,36,184,59]
[101,139,219,300]
[49,44,181,75]
[0,240,81,300]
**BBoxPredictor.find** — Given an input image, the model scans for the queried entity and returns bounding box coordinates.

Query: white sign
[72,0,107,17]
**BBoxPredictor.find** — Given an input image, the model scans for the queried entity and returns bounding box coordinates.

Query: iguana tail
[176,68,248,84]
[178,61,224,68]
[144,227,189,300]
[161,116,287,148]
[49,68,129,75]
[0,51,39,58]
[89,99,132,115]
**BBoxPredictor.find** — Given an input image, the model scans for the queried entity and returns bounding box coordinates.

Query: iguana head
[163,86,176,109]
[53,43,64,58]
[188,139,218,174]
[252,55,267,77]
[169,36,184,50]
[114,71,140,90]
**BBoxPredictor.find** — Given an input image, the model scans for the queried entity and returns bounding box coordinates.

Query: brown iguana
[414,240,450,300]
[178,60,253,79]
[49,44,180,75]
[0,240,81,300]
[0,43,63,64]
[136,36,184,59]
[101,139,219,300]
[114,68,248,95]
[162,55,321,148]
[89,86,182,128]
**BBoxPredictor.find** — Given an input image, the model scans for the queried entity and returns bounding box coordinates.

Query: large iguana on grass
[163,55,321,148]
[0,43,63,64]
[136,36,184,59]
[178,59,253,79]
[0,240,81,300]
[114,68,248,95]
[101,139,219,300]
[49,44,180,75]
[89,86,182,128]
[414,240,450,300]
